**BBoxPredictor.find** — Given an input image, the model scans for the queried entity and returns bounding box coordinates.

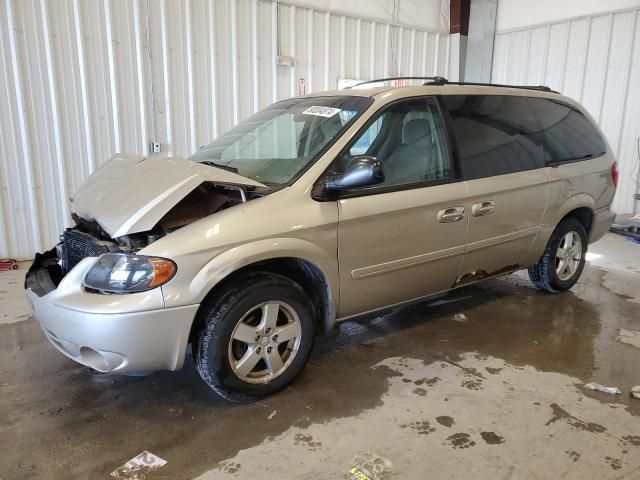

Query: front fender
[162,237,339,310]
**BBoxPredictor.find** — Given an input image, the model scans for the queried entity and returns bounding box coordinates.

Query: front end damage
[24,157,269,373]
[26,181,267,297]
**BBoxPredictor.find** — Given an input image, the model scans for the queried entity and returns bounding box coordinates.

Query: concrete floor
[1,233,640,479]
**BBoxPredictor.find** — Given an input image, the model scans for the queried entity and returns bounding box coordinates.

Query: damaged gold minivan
[26,78,617,401]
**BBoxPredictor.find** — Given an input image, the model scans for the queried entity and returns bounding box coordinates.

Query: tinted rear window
[442,95,607,180]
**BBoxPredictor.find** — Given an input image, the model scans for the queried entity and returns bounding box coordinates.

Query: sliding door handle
[437,206,465,223]
[472,201,496,217]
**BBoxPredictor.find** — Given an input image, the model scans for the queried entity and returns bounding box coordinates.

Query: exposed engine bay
[27,183,266,294]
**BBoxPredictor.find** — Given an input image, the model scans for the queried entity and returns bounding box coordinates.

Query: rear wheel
[528,217,588,293]
[195,272,315,402]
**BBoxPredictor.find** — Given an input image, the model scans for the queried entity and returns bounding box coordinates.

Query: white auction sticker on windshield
[302,106,342,117]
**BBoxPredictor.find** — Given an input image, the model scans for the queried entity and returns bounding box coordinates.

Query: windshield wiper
[200,161,239,173]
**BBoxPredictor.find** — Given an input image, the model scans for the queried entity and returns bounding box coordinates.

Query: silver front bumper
[25,257,199,373]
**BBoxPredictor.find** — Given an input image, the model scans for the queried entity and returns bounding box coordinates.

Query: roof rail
[348,76,449,88]
[424,78,557,93]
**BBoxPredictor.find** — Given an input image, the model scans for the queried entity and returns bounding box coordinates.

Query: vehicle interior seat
[383,118,435,185]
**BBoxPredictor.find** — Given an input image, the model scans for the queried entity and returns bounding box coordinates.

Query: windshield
[190,96,372,186]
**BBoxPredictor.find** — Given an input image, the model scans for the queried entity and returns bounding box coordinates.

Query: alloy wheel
[227,301,302,384]
[555,231,582,281]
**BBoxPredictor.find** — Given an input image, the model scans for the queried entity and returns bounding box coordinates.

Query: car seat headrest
[403,119,431,144]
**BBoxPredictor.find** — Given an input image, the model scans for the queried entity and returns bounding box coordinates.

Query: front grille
[60,229,110,273]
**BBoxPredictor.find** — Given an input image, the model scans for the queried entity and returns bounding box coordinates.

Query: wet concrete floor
[1,233,639,479]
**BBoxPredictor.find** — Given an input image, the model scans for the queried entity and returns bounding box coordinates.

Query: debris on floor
[346,451,393,480]
[631,386,640,400]
[584,382,622,395]
[111,451,167,480]
[609,216,640,241]
[615,328,640,349]
[268,410,277,419]
[452,313,468,323]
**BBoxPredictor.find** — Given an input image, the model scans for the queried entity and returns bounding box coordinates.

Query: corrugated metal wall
[0,0,449,259]
[492,6,640,215]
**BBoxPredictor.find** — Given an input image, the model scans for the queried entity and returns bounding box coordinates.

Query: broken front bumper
[25,256,198,373]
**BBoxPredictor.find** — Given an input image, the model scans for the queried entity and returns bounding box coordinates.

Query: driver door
[334,97,469,318]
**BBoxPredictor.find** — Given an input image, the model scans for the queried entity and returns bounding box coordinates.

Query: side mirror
[325,156,384,191]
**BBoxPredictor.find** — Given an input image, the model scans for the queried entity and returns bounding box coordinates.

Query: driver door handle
[472,200,496,217]
[437,206,465,223]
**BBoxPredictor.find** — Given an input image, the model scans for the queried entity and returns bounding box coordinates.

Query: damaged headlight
[83,253,176,293]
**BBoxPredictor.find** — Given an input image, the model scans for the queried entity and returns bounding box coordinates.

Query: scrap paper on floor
[111,450,167,480]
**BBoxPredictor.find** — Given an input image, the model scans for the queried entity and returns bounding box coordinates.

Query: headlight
[83,253,177,293]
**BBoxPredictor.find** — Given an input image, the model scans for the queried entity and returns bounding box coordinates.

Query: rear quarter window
[527,97,607,164]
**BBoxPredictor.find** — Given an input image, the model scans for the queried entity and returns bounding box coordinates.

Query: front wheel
[195,272,315,402]
[528,217,588,293]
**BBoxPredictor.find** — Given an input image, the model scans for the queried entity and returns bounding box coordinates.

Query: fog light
[80,347,124,372]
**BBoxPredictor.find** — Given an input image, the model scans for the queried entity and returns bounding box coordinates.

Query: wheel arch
[559,206,594,235]
[553,194,596,227]
[527,194,596,266]
[188,240,338,343]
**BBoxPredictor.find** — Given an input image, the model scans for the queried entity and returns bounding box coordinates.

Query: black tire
[195,272,315,402]
[528,217,588,293]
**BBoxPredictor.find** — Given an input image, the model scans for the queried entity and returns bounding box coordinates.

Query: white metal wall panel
[0,0,449,259]
[493,7,640,214]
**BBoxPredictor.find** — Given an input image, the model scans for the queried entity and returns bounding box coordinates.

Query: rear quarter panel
[523,93,616,265]
[525,152,616,265]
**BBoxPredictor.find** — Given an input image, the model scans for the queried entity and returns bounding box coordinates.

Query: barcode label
[302,106,342,117]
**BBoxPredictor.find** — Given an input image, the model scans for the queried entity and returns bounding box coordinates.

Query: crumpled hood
[71,155,266,238]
